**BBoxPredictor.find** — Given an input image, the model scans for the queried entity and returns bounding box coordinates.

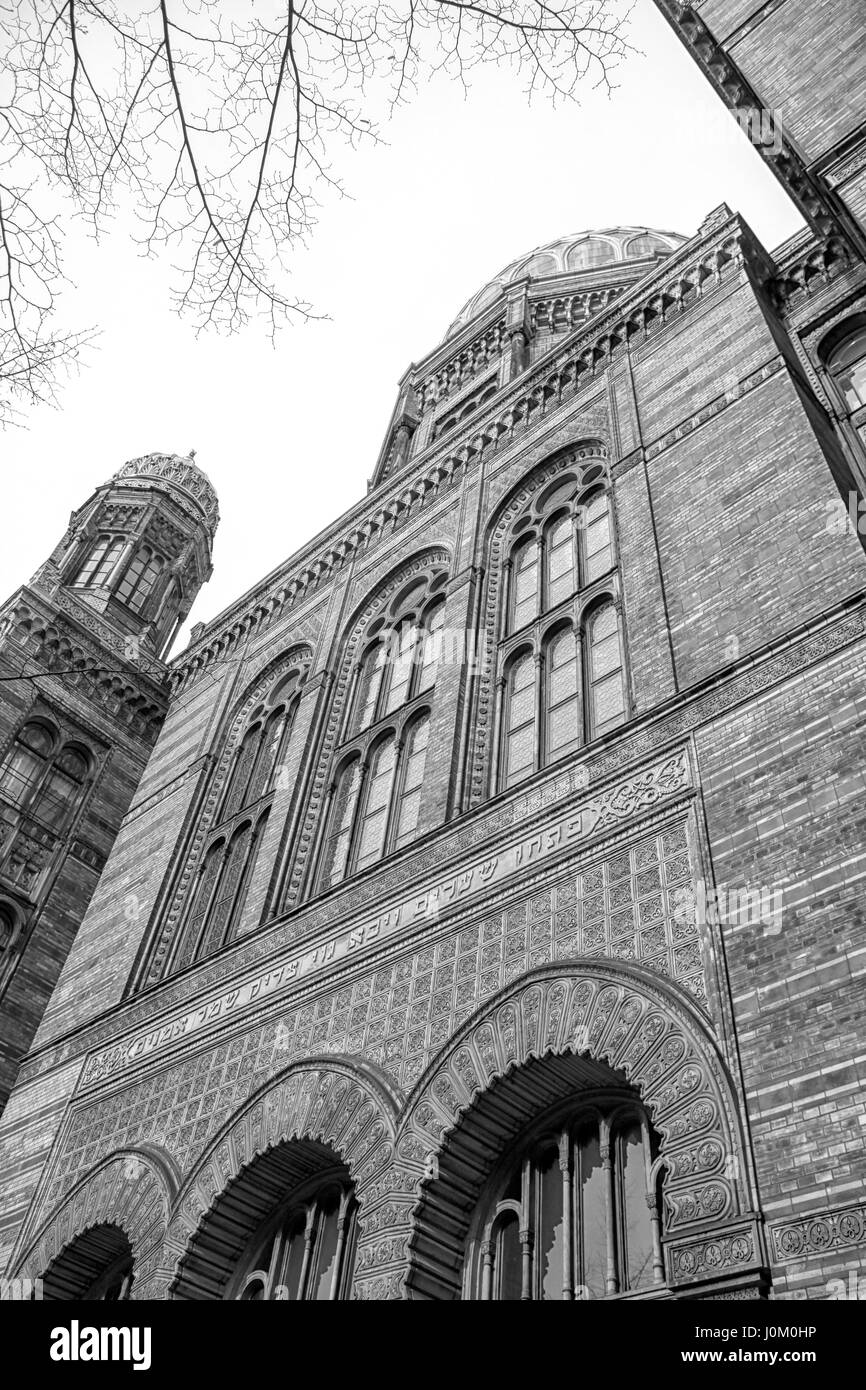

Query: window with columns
[115,544,167,612]
[316,572,447,892]
[231,1177,358,1301]
[73,534,125,588]
[466,1099,663,1300]
[170,665,307,971]
[0,719,92,833]
[496,480,625,791]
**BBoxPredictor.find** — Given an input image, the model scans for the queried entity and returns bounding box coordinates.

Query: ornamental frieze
[81,749,692,1086]
[771,1202,866,1262]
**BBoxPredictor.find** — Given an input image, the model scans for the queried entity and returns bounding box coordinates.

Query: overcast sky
[2,0,803,658]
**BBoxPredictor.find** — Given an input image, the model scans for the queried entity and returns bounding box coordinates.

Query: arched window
[166,662,308,974]
[544,627,581,763]
[316,575,446,892]
[503,651,536,790]
[0,722,91,832]
[0,902,18,967]
[496,476,625,790]
[510,537,539,634]
[73,535,124,588]
[468,1101,660,1300]
[174,811,269,969]
[116,545,166,612]
[40,1226,134,1301]
[824,320,866,412]
[230,1172,357,1301]
[319,758,362,891]
[588,602,626,737]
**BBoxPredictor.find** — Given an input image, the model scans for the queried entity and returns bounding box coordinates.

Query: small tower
[46,451,218,660]
[0,452,218,1110]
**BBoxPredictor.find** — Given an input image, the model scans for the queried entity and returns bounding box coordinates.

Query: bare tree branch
[0,0,634,423]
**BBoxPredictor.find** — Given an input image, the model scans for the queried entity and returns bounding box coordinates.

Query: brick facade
[1,190,865,1299]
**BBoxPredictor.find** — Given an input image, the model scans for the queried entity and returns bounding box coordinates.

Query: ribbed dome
[112,452,219,529]
[446,226,686,339]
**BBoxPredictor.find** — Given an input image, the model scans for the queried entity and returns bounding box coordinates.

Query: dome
[111,452,219,530]
[445,226,687,339]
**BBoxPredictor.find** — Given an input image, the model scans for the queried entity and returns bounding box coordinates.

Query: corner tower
[0,452,218,1110]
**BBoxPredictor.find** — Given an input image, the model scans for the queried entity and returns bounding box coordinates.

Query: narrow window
[354,736,397,872]
[320,759,362,890]
[546,514,576,608]
[588,603,625,736]
[504,652,536,788]
[827,325,866,411]
[582,494,613,584]
[393,714,430,849]
[545,628,581,763]
[353,643,387,735]
[510,538,539,634]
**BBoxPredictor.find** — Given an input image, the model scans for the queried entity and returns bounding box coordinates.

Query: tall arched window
[73,535,124,588]
[168,663,307,973]
[0,721,91,833]
[230,1171,357,1301]
[467,1100,661,1300]
[824,320,866,412]
[116,545,166,612]
[316,573,447,892]
[496,476,625,790]
[588,602,626,737]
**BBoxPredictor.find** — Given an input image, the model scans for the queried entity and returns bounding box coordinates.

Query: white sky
[2,0,803,658]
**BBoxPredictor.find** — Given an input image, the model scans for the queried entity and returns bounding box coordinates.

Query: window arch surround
[466,443,613,809]
[818,313,866,428]
[280,547,450,909]
[399,966,755,1301]
[140,646,312,986]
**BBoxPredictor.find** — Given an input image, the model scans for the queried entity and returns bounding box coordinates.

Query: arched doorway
[41,1223,134,1300]
[173,1139,358,1300]
[410,1054,665,1300]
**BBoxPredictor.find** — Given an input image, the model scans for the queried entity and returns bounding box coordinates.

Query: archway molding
[13,1146,175,1300]
[392,962,763,1299]
[166,1055,402,1300]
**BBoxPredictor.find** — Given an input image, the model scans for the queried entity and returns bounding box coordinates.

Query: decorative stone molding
[666,1220,763,1285]
[112,454,219,530]
[771,1201,866,1262]
[654,3,866,262]
[398,962,752,1298]
[13,1149,176,1301]
[140,644,312,985]
[164,1057,401,1299]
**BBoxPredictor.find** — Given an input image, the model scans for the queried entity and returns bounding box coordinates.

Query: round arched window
[466,1099,662,1300]
[229,1174,358,1301]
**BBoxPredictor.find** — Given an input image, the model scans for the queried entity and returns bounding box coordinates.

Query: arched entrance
[11,1148,174,1301]
[173,1138,358,1300]
[409,1053,664,1299]
[41,1223,134,1300]
[398,964,765,1300]
[166,1057,401,1300]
